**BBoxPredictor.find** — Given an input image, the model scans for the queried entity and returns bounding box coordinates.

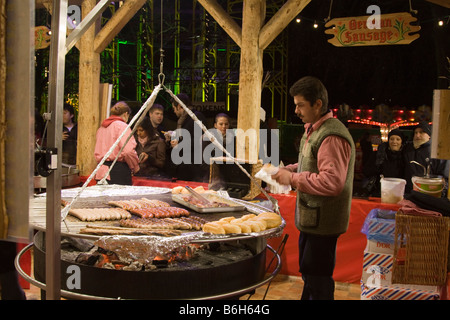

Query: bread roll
[234,222,252,233]
[221,223,241,234]
[241,213,256,221]
[251,218,267,230]
[219,217,235,223]
[244,221,261,232]
[180,187,190,194]
[256,212,282,228]
[202,222,225,234]
[172,186,184,194]
[194,186,206,193]
[230,218,245,225]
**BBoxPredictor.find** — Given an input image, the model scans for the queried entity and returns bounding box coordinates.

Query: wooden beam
[77,0,100,176]
[259,0,311,50]
[425,0,450,9]
[0,0,6,238]
[94,0,147,53]
[236,0,265,163]
[197,0,242,47]
[36,0,83,9]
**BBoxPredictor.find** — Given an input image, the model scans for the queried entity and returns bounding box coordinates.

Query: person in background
[148,104,166,140]
[271,76,355,300]
[202,113,234,182]
[134,116,166,178]
[377,129,406,179]
[94,101,139,185]
[170,93,206,181]
[363,129,406,196]
[213,113,230,138]
[149,104,174,178]
[403,121,448,196]
[62,103,77,165]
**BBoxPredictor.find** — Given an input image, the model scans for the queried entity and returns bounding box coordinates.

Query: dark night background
[35,1,450,125]
[286,0,450,119]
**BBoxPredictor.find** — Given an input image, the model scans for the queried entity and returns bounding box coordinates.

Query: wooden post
[198,0,311,163]
[235,0,265,163]
[99,83,112,124]
[77,0,101,176]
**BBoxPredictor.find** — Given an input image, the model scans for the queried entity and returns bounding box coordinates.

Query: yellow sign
[35,26,51,50]
[325,12,420,47]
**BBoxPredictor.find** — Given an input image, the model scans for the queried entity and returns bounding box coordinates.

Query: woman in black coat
[376,129,406,179]
[363,129,406,196]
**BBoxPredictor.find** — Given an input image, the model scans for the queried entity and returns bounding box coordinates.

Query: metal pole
[45,0,68,300]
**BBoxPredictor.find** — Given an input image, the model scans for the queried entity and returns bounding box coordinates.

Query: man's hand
[271,168,292,186]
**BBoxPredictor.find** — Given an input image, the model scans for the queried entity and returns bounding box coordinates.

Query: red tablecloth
[17,243,31,289]
[82,177,402,284]
[266,194,401,283]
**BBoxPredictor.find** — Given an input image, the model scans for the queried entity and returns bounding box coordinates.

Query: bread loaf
[202,222,226,234]
[202,211,282,235]
[221,223,241,234]
[255,212,282,228]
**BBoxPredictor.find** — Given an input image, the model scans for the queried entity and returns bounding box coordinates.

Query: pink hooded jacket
[94,115,139,181]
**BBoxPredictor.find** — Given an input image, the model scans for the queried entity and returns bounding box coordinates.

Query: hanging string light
[324,0,333,23]
[294,0,446,29]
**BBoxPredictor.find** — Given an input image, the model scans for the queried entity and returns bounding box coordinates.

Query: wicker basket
[208,157,263,200]
[392,211,450,286]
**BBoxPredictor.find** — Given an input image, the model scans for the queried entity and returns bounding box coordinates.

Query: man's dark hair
[63,103,75,115]
[63,103,76,122]
[289,76,328,111]
[149,103,164,113]
[170,93,191,107]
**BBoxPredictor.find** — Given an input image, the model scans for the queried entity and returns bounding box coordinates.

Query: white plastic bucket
[380,177,406,204]
[412,176,444,198]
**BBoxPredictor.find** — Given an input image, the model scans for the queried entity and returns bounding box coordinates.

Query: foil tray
[172,193,246,213]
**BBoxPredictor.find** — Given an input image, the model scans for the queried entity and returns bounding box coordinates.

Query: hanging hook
[158,48,165,85]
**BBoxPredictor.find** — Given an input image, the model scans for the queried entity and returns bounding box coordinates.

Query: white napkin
[255,164,291,194]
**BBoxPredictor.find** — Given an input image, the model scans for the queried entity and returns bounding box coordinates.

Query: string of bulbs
[294,15,449,28]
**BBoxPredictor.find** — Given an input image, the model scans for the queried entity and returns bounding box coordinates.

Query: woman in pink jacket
[94,101,140,185]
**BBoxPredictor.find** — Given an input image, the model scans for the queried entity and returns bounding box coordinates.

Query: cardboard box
[365,239,394,255]
[361,281,440,300]
[362,251,393,286]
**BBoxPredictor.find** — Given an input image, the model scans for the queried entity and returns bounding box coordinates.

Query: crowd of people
[86,91,449,198]
[361,121,448,198]
[92,93,236,185]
